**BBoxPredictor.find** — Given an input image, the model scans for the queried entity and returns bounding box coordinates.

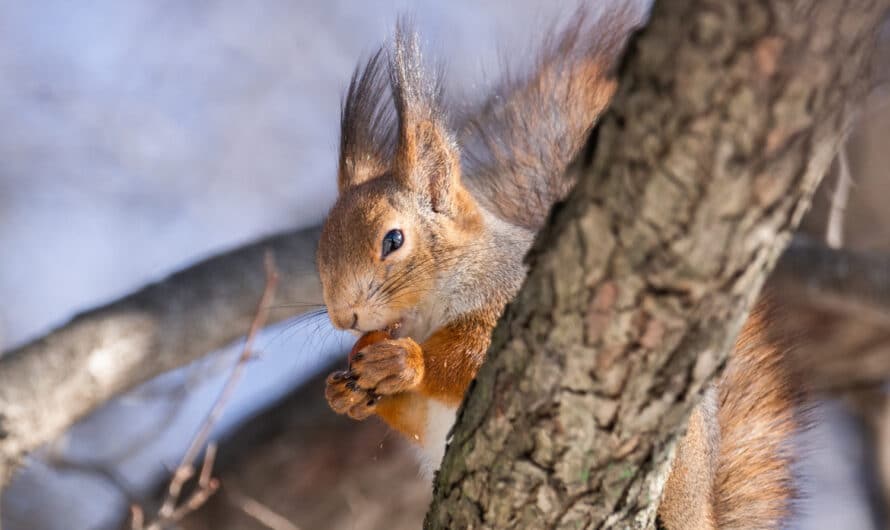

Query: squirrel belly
[366,391,457,479]
[416,399,458,479]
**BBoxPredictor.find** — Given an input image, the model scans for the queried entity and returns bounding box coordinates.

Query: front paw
[325,370,379,420]
[350,337,424,395]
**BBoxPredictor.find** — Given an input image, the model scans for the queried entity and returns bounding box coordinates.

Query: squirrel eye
[381,229,404,258]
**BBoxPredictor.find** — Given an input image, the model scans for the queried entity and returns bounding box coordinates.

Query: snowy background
[0,1,877,529]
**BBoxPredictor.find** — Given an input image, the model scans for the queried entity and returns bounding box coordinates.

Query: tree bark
[0,227,322,487]
[426,1,887,528]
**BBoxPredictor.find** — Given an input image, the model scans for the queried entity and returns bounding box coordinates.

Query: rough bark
[0,227,322,487]
[426,1,886,529]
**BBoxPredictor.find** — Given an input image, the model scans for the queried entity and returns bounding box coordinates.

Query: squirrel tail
[460,4,642,230]
[659,306,807,529]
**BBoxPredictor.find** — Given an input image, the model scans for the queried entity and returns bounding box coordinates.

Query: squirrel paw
[325,370,379,420]
[350,337,424,395]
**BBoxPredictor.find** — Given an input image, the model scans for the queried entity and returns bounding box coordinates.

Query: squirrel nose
[330,308,360,330]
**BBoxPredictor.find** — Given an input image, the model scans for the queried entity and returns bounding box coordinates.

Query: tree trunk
[426,1,887,528]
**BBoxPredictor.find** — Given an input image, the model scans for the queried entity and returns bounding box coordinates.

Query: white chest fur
[414,399,458,479]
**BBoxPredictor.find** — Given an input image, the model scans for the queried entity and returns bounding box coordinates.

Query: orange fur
[711,309,802,528]
[375,392,428,443]
[415,310,499,406]
[659,390,720,529]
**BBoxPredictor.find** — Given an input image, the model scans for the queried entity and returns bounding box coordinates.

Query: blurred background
[0,1,888,529]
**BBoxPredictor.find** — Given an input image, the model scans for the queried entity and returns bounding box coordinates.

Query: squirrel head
[318,25,483,336]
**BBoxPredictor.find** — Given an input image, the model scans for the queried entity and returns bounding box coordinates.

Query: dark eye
[381,229,404,258]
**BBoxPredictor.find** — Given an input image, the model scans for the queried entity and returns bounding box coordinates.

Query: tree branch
[772,235,890,326]
[425,1,887,528]
[825,145,853,248]
[0,227,321,488]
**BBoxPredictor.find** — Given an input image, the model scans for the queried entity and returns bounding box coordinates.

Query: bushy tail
[660,308,805,529]
[459,4,642,230]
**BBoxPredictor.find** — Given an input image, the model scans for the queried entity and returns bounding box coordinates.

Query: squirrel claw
[350,337,424,396]
[325,371,376,419]
[325,337,423,419]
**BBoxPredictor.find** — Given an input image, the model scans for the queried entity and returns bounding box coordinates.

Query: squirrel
[316,6,804,529]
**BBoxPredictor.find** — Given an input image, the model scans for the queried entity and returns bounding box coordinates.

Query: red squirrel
[316,7,803,529]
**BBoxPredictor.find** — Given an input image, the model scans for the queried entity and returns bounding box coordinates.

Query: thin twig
[227,487,302,530]
[130,505,144,530]
[167,251,279,493]
[826,144,853,249]
[134,251,279,530]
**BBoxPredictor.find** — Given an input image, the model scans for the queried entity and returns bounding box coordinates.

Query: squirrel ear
[390,22,461,215]
[338,48,396,193]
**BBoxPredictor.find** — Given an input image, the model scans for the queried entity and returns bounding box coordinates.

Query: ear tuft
[389,21,462,215]
[338,47,397,193]
[389,19,444,127]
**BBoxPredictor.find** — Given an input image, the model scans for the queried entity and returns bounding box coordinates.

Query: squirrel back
[318,6,805,529]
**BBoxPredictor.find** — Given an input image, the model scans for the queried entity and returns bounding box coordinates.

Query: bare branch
[772,235,890,326]
[144,443,220,529]
[227,487,302,530]
[825,145,853,248]
[130,505,144,530]
[0,227,321,488]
